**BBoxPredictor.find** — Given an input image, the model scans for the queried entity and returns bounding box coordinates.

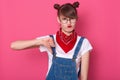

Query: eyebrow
[62,17,67,19]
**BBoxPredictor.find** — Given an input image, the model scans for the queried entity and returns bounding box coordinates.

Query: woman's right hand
[36,37,55,53]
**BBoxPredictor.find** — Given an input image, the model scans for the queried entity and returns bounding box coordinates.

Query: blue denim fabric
[46,35,84,80]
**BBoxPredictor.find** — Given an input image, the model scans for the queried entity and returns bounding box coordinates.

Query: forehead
[59,14,77,19]
[59,15,69,19]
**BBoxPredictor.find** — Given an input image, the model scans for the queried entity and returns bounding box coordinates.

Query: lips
[68,26,72,28]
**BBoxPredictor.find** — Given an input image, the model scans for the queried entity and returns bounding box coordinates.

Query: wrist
[34,39,43,46]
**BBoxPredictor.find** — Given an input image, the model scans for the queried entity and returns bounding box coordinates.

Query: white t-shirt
[37,34,93,76]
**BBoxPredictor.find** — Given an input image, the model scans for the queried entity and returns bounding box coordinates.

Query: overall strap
[49,35,56,58]
[72,37,85,61]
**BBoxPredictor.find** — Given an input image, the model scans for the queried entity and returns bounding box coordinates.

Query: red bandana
[56,29,77,53]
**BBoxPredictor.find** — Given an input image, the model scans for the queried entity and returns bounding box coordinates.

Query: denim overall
[46,35,84,80]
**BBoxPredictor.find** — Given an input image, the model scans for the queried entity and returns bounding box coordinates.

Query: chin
[66,30,74,33]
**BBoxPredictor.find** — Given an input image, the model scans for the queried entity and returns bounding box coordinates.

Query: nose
[67,19,71,24]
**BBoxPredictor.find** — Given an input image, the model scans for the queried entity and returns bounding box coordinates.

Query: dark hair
[54,2,80,19]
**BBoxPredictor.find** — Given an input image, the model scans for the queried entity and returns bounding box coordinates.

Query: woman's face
[58,15,77,34]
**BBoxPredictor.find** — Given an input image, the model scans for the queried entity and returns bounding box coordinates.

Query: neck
[61,29,73,36]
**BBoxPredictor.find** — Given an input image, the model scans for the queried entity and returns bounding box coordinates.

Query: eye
[62,18,67,20]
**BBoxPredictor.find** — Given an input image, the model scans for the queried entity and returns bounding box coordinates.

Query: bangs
[59,4,78,19]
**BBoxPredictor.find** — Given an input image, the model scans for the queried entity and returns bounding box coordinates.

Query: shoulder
[77,36,93,56]
[77,35,93,50]
[77,36,89,44]
[77,36,90,43]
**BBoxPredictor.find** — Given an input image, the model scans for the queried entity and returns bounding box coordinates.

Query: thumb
[47,47,53,54]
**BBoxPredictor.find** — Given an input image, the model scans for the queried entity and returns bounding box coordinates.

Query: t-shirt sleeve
[36,35,50,52]
[80,38,93,56]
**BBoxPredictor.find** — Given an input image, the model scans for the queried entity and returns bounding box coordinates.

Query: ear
[57,16,60,23]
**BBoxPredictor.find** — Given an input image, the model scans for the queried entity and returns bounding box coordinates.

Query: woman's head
[54,2,80,34]
[54,2,79,19]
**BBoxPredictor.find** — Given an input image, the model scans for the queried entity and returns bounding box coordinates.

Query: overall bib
[46,35,84,80]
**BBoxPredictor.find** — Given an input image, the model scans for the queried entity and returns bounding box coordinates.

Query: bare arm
[11,39,41,50]
[79,51,90,80]
[10,37,55,52]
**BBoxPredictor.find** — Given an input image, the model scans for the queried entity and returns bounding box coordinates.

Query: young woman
[11,1,92,80]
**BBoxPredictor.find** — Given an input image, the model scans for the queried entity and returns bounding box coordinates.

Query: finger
[49,42,55,47]
[49,38,55,47]
[45,43,53,53]
[47,47,53,54]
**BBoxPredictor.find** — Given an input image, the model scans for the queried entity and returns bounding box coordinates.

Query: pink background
[0,0,120,80]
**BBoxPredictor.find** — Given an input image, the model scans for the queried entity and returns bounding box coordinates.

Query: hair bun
[73,2,80,8]
[54,4,60,10]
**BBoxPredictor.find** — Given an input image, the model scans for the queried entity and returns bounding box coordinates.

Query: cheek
[60,23,76,28]
[71,23,76,26]
[61,24,67,28]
